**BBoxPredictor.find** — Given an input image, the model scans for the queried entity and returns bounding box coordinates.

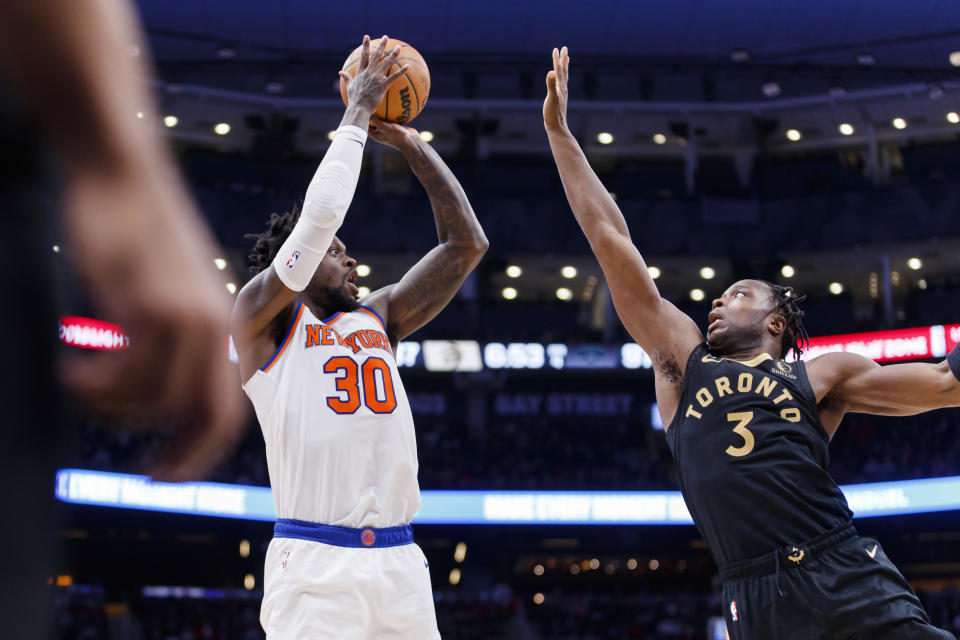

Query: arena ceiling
[139,0,960,68]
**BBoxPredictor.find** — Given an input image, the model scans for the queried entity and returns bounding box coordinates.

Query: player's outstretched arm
[808,348,960,432]
[543,47,701,397]
[232,37,406,381]
[361,118,488,346]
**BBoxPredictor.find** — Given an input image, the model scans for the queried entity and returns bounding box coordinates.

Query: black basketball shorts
[719,524,954,640]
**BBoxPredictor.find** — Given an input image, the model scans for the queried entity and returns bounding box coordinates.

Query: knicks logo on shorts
[285,250,301,268]
[729,601,739,622]
[361,529,376,546]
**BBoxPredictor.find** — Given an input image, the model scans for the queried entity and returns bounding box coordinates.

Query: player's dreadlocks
[761,280,809,360]
[245,205,301,274]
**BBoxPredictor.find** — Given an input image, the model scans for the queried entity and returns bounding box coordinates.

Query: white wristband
[273,124,367,291]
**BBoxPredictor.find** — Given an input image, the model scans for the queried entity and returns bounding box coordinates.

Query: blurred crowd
[53,583,960,639]
[67,402,960,492]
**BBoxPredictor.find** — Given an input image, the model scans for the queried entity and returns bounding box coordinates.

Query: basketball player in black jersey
[544,47,960,639]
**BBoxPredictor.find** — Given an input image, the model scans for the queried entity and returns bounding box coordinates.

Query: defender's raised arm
[543,46,701,420]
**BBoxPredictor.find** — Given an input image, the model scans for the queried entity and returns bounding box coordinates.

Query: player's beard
[318,285,361,314]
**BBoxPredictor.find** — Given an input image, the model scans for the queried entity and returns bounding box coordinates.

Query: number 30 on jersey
[323,356,397,414]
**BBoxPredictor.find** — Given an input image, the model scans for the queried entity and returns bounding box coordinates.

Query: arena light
[649,558,660,571]
[918,279,928,290]
[533,564,545,576]
[829,282,844,295]
[556,287,573,301]
[214,122,231,135]
[690,288,705,302]
[501,287,518,300]
[948,112,960,124]
[699,266,715,280]
[448,568,461,586]
[506,265,522,278]
[357,286,371,298]
[453,542,467,563]
[626,558,638,570]
[136,111,144,119]
[652,133,667,145]
[533,593,545,605]
[781,264,795,278]
[561,265,577,279]
[907,257,922,270]
[950,51,960,67]
[786,129,801,141]
[243,574,255,590]
[419,130,435,143]
[647,266,661,279]
[596,132,614,145]
[163,115,178,128]
[52,245,60,253]
[214,258,227,270]
[892,117,907,130]
[761,81,781,98]
[327,130,337,140]
[239,540,250,558]
[838,123,854,136]
[356,264,371,277]
[226,282,237,294]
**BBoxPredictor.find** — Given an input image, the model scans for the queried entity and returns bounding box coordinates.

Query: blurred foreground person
[0,1,245,636]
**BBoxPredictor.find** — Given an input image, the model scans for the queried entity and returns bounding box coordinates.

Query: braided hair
[245,205,300,274]
[761,280,809,360]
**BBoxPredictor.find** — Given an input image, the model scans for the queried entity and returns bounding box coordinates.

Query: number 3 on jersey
[323,356,397,414]
[725,411,755,457]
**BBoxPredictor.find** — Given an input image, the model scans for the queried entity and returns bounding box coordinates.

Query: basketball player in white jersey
[231,36,488,639]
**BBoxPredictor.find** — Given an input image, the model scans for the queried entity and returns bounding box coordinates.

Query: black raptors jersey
[665,344,852,567]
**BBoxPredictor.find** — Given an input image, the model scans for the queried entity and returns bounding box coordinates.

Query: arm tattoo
[386,141,487,339]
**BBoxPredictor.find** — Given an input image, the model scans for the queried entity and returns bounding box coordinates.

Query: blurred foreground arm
[0,0,245,481]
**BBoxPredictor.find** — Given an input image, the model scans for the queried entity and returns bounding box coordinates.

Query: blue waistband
[274,519,414,548]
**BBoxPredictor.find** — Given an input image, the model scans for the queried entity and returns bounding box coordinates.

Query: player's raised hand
[543,46,570,133]
[368,116,420,150]
[340,35,409,114]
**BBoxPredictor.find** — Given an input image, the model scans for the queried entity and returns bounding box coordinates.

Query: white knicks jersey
[242,300,420,528]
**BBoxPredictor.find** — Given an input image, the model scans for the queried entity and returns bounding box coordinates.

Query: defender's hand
[543,46,570,133]
[340,35,408,114]
[368,116,419,151]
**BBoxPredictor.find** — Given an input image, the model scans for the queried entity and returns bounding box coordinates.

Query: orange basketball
[339,38,430,124]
